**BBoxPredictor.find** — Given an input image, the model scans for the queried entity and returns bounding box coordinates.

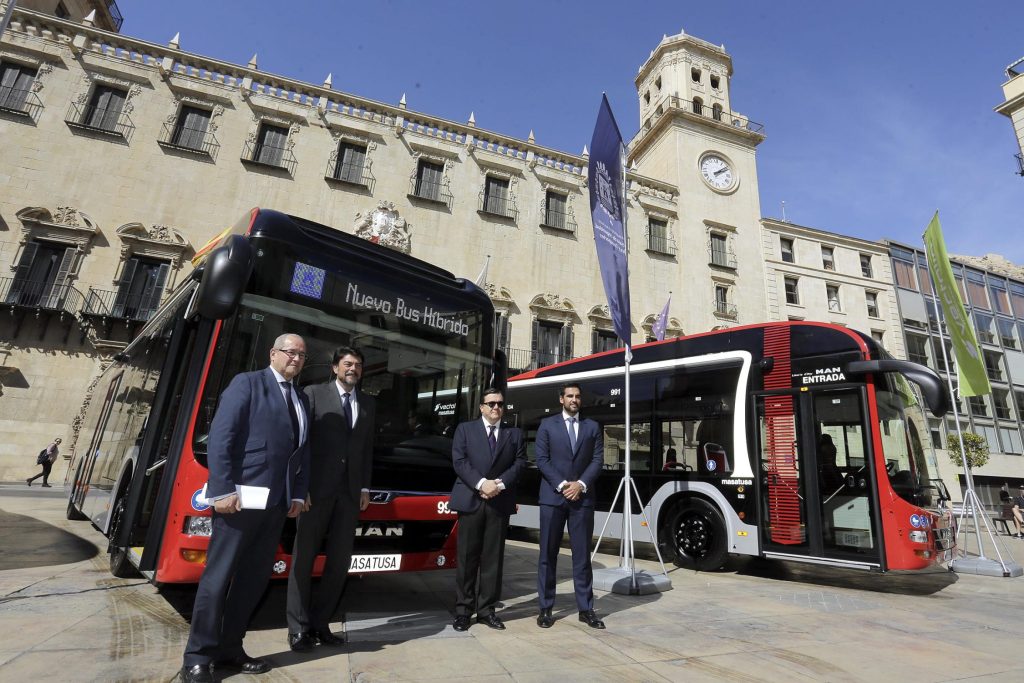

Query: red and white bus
[65,208,496,583]
[506,322,953,572]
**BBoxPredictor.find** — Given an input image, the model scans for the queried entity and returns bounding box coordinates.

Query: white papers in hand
[197,484,271,510]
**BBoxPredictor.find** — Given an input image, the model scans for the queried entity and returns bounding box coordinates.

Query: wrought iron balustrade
[708,246,737,268]
[1,278,83,315]
[647,234,677,256]
[241,140,297,175]
[81,287,158,322]
[408,176,453,208]
[541,210,577,234]
[65,101,135,141]
[0,87,43,122]
[477,190,519,221]
[326,157,376,191]
[714,300,738,317]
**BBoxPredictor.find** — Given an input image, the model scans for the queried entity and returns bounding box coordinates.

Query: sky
[120,0,1024,262]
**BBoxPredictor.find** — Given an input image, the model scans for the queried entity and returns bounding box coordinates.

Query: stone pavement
[2,484,1024,682]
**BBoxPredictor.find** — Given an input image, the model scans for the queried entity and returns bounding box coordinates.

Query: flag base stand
[593,567,672,595]
[949,557,1023,578]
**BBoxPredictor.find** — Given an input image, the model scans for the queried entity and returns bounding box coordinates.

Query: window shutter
[44,246,76,308]
[531,319,540,352]
[138,262,170,319]
[591,328,599,354]
[7,241,39,304]
[112,257,139,317]
[100,88,126,132]
[559,324,574,361]
[497,314,510,350]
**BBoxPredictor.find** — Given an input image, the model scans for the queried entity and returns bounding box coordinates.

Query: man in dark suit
[535,382,606,630]
[449,387,526,631]
[287,346,376,651]
[181,334,310,683]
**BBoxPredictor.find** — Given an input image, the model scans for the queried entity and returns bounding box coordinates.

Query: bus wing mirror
[194,235,253,320]
[491,348,508,393]
[844,359,950,417]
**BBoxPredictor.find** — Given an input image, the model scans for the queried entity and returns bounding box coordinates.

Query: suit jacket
[449,420,526,516]
[206,367,311,507]
[303,381,376,507]
[535,413,603,508]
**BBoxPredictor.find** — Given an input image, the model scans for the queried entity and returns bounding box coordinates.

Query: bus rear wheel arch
[660,497,728,571]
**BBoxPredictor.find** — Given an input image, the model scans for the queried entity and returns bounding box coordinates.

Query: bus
[505,321,953,572]
[65,208,497,583]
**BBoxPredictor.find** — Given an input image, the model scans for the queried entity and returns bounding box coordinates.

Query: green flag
[922,212,991,397]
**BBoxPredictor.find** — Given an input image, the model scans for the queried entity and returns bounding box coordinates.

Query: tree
[947,432,990,469]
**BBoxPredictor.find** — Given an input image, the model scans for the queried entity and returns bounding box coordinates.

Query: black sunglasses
[482,401,505,408]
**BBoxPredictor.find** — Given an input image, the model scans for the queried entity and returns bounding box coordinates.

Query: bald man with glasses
[180,334,310,683]
[449,388,526,632]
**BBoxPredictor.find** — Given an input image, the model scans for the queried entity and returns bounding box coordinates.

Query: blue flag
[653,294,671,341]
[588,94,631,346]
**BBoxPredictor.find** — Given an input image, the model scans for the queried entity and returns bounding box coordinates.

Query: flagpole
[620,143,635,586]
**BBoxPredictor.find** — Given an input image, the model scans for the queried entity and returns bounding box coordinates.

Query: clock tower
[629,31,768,330]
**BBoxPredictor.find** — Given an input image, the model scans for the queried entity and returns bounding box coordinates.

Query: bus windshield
[876,375,937,508]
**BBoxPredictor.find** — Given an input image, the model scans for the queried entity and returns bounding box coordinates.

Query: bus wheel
[108,497,138,578]
[667,499,727,571]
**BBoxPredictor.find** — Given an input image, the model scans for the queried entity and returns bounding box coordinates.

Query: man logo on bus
[191,488,211,512]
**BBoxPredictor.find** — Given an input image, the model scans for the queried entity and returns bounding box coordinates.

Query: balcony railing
[105,0,125,31]
[647,234,677,256]
[408,176,453,209]
[708,246,737,268]
[541,209,577,234]
[81,287,158,323]
[636,95,764,143]
[1016,153,1024,177]
[714,300,738,317]
[326,157,375,192]
[505,347,567,373]
[158,121,220,160]
[0,87,43,123]
[1,278,83,315]
[65,102,135,142]
[478,190,519,221]
[241,140,297,175]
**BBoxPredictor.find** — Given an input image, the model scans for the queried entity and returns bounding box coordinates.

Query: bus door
[754,387,881,568]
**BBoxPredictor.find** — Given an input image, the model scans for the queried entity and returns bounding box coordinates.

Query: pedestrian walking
[27,438,60,487]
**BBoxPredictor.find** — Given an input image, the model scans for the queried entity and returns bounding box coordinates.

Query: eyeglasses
[482,401,505,408]
[275,348,307,360]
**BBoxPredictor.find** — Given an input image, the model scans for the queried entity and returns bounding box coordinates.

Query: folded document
[197,483,270,510]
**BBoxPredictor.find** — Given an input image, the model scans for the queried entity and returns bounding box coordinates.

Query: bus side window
[696,417,733,476]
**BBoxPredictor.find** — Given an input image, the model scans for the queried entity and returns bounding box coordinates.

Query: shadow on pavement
[727,555,958,595]
[0,507,99,570]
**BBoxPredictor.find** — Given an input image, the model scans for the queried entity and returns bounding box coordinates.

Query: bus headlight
[185,516,213,537]
[909,530,928,544]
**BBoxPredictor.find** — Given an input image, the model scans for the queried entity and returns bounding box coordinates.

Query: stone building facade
[996,54,1024,177]
[0,10,767,478]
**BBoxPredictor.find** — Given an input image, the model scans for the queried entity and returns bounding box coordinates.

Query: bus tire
[108,496,137,578]
[665,498,728,571]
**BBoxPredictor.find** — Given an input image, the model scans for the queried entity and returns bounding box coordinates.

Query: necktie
[567,417,577,452]
[487,425,497,454]
[342,392,353,429]
[282,381,300,448]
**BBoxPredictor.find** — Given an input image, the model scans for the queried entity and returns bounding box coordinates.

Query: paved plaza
[2,484,1023,682]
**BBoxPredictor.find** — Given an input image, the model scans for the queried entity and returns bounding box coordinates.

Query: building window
[992,387,1014,421]
[691,68,701,83]
[905,333,930,367]
[821,246,835,271]
[997,318,1019,350]
[331,141,369,185]
[495,312,511,353]
[1015,389,1024,423]
[968,395,990,418]
[983,350,1005,382]
[1000,427,1023,455]
[989,282,1010,315]
[480,175,516,220]
[54,2,70,18]
[780,237,795,263]
[0,61,38,115]
[543,190,574,232]
[860,254,873,278]
[532,319,572,368]
[1010,282,1024,317]
[254,122,288,167]
[412,159,445,202]
[827,284,842,312]
[871,330,885,346]
[709,232,734,267]
[112,257,170,321]
[866,291,880,318]
[784,276,800,305]
[647,217,675,255]
[974,312,995,345]
[892,257,916,290]
[692,97,703,115]
[966,271,989,310]
[592,328,619,353]
[917,264,933,296]
[710,74,720,89]
[712,102,723,121]
[714,285,735,316]
[4,240,77,310]
[160,105,217,157]
[929,419,943,449]
[82,84,127,133]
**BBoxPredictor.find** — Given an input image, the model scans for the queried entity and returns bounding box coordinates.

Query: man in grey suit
[449,388,526,631]
[286,346,376,651]
[535,382,606,630]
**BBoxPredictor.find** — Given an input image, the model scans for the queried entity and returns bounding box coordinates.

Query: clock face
[700,154,735,191]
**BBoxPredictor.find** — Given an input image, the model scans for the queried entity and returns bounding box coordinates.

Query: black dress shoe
[180,664,213,683]
[476,613,505,630]
[578,609,606,629]
[215,653,270,674]
[288,631,315,652]
[312,628,346,646]
[452,615,471,632]
[537,608,554,629]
